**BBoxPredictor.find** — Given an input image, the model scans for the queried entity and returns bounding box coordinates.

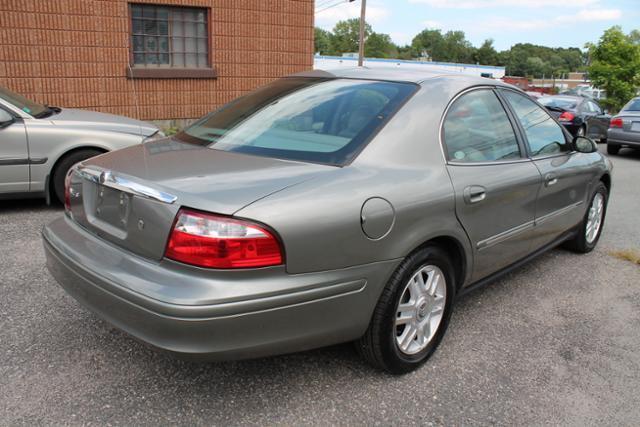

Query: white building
[314,55,506,79]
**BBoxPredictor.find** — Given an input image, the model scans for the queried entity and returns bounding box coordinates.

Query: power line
[315,0,354,14]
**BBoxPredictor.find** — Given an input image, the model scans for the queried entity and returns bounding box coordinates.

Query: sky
[315,0,639,51]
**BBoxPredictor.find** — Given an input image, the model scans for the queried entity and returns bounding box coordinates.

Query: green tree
[365,32,398,58]
[587,26,640,112]
[474,39,498,65]
[314,27,332,55]
[330,18,372,55]
[411,29,446,61]
[441,30,475,63]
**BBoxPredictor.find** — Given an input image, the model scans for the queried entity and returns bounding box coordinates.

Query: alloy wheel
[586,192,604,244]
[395,265,446,355]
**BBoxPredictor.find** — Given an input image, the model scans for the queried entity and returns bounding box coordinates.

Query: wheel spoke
[426,271,440,296]
[409,275,423,298]
[396,310,414,326]
[399,323,417,350]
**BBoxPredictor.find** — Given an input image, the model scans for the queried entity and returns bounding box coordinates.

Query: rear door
[0,109,30,193]
[499,89,592,250]
[443,88,542,282]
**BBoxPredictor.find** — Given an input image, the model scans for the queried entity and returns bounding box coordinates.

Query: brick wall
[0,0,314,121]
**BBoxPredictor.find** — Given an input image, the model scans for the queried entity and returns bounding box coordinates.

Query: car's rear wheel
[607,144,620,155]
[564,182,608,253]
[52,149,103,204]
[357,245,455,374]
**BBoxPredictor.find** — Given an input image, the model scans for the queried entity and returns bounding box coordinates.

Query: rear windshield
[538,97,578,110]
[177,77,417,166]
[622,98,640,112]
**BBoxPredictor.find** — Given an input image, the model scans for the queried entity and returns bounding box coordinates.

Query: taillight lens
[165,209,283,269]
[609,117,623,128]
[64,169,73,211]
[558,112,575,122]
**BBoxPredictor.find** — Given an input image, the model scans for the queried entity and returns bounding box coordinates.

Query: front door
[0,112,29,193]
[500,89,592,250]
[442,88,542,282]
[583,100,610,141]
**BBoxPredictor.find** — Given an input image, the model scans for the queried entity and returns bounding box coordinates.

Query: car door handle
[463,185,486,204]
[545,173,558,187]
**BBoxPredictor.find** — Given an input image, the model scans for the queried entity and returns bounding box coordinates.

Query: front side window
[130,4,209,68]
[443,89,521,163]
[178,78,417,166]
[502,90,568,157]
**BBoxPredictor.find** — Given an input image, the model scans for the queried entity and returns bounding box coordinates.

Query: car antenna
[127,64,144,142]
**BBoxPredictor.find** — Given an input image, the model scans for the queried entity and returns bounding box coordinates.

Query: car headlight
[142,130,165,143]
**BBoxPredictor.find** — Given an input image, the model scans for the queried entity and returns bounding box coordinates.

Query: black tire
[607,144,620,155]
[564,182,608,253]
[52,149,103,204]
[357,245,456,374]
[599,137,607,145]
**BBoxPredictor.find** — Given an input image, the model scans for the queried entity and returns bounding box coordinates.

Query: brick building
[0,0,314,125]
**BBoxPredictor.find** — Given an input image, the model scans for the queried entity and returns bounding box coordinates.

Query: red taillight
[64,169,73,211]
[609,117,623,128]
[558,112,575,122]
[165,209,283,269]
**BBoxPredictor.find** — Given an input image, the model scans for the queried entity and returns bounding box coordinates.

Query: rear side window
[501,90,568,157]
[443,89,521,163]
[178,78,417,166]
[623,99,640,112]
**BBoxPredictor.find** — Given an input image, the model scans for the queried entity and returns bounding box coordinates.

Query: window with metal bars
[129,3,210,70]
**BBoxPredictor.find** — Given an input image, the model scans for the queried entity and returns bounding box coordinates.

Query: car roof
[289,67,511,87]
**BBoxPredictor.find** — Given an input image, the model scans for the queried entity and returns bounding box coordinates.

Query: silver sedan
[0,87,162,203]
[43,69,612,374]
[607,97,640,155]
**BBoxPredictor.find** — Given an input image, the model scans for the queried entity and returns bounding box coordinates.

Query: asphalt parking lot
[1,146,639,426]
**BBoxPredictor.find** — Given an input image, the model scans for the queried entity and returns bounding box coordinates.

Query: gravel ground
[1,147,639,426]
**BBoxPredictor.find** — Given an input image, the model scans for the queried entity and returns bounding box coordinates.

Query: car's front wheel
[52,149,104,204]
[357,245,455,374]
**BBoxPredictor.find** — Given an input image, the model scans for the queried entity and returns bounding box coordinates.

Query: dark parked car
[607,97,640,155]
[539,95,610,142]
[43,69,612,374]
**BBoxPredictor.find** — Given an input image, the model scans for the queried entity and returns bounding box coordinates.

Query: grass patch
[610,249,640,266]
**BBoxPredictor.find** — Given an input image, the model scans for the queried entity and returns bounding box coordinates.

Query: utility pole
[358,0,366,67]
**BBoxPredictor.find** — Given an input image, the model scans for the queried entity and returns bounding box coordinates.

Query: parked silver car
[0,87,162,203]
[607,97,640,155]
[43,69,612,374]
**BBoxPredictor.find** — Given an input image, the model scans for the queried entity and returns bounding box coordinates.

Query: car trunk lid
[66,138,327,261]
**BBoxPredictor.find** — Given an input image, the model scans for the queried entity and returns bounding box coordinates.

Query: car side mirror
[0,109,15,129]
[573,136,598,153]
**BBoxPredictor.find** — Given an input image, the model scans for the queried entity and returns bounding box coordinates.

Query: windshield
[622,98,640,112]
[178,77,417,166]
[538,97,578,110]
[0,87,49,117]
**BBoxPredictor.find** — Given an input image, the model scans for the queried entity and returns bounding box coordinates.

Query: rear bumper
[607,129,640,147]
[43,216,398,360]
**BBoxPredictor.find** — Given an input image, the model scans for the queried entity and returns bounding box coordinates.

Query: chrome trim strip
[75,165,177,204]
[477,220,535,251]
[477,201,584,250]
[448,158,531,167]
[535,201,583,226]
